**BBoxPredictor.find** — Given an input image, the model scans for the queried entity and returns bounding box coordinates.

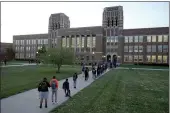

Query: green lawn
[51,69,169,113]
[119,64,169,69]
[1,65,82,99]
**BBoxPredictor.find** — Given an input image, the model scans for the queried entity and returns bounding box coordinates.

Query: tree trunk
[57,64,61,73]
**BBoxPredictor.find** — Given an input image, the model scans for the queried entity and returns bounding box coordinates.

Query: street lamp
[102,55,106,62]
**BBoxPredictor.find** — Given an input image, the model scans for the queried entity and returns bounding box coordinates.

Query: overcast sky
[1,2,169,43]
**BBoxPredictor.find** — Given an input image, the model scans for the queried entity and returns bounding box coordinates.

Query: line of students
[37,64,110,109]
[37,73,78,108]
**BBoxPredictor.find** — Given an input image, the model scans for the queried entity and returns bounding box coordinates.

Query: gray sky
[1,2,169,43]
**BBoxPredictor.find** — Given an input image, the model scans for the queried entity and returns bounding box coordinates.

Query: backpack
[51,81,56,89]
[40,81,47,91]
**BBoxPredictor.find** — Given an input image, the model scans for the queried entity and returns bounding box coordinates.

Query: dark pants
[85,74,88,81]
[64,88,70,97]
[4,61,6,65]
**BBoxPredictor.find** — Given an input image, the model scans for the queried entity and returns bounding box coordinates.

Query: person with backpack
[38,77,50,108]
[92,67,96,79]
[62,79,71,97]
[82,65,85,77]
[73,73,78,88]
[84,67,89,81]
[50,76,59,104]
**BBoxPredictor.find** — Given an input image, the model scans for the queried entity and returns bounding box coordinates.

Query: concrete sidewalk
[116,67,169,71]
[1,70,109,113]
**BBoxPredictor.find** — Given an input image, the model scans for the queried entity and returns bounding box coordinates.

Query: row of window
[106,36,119,43]
[147,45,168,53]
[15,45,48,52]
[124,35,169,43]
[62,36,96,48]
[124,55,168,63]
[124,45,168,53]
[15,39,48,45]
[15,53,36,59]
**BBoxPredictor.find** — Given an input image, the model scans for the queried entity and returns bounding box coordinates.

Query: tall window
[151,55,156,63]
[76,37,80,48]
[38,40,41,44]
[163,55,168,63]
[34,40,37,44]
[15,40,17,45]
[158,35,162,42]
[139,36,143,42]
[115,36,118,42]
[129,55,133,62]
[124,36,128,43]
[134,36,138,42]
[92,36,96,48]
[163,45,168,53]
[32,40,34,45]
[138,46,143,52]
[134,46,138,52]
[66,37,70,48]
[62,37,66,47]
[146,55,151,62]
[107,37,110,42]
[87,36,91,47]
[134,55,138,62]
[111,36,115,42]
[152,35,156,42]
[124,46,128,52]
[163,35,168,42]
[158,45,162,52]
[129,46,133,52]
[139,55,143,62]
[147,45,151,52]
[72,37,75,48]
[129,36,133,43]
[147,36,151,42]
[46,39,48,44]
[124,55,128,62]
[40,39,42,44]
[157,55,162,63]
[152,45,156,52]
[82,36,85,48]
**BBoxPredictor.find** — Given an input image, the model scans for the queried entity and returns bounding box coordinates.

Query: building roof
[123,27,169,36]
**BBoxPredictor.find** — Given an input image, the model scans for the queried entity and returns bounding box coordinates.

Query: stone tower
[48,13,70,48]
[102,6,124,63]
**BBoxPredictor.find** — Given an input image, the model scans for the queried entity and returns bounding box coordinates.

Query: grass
[1,65,82,99]
[51,69,169,113]
[119,64,169,69]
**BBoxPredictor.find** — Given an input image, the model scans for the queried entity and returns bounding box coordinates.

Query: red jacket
[50,79,59,88]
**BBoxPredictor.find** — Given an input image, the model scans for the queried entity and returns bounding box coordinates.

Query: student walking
[82,66,85,77]
[62,79,71,97]
[73,73,78,88]
[4,57,7,66]
[92,67,96,79]
[50,76,59,104]
[38,77,50,108]
[84,67,89,81]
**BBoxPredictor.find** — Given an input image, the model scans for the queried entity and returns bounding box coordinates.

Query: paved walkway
[116,67,169,71]
[1,64,93,68]
[1,63,37,67]
[1,70,109,113]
